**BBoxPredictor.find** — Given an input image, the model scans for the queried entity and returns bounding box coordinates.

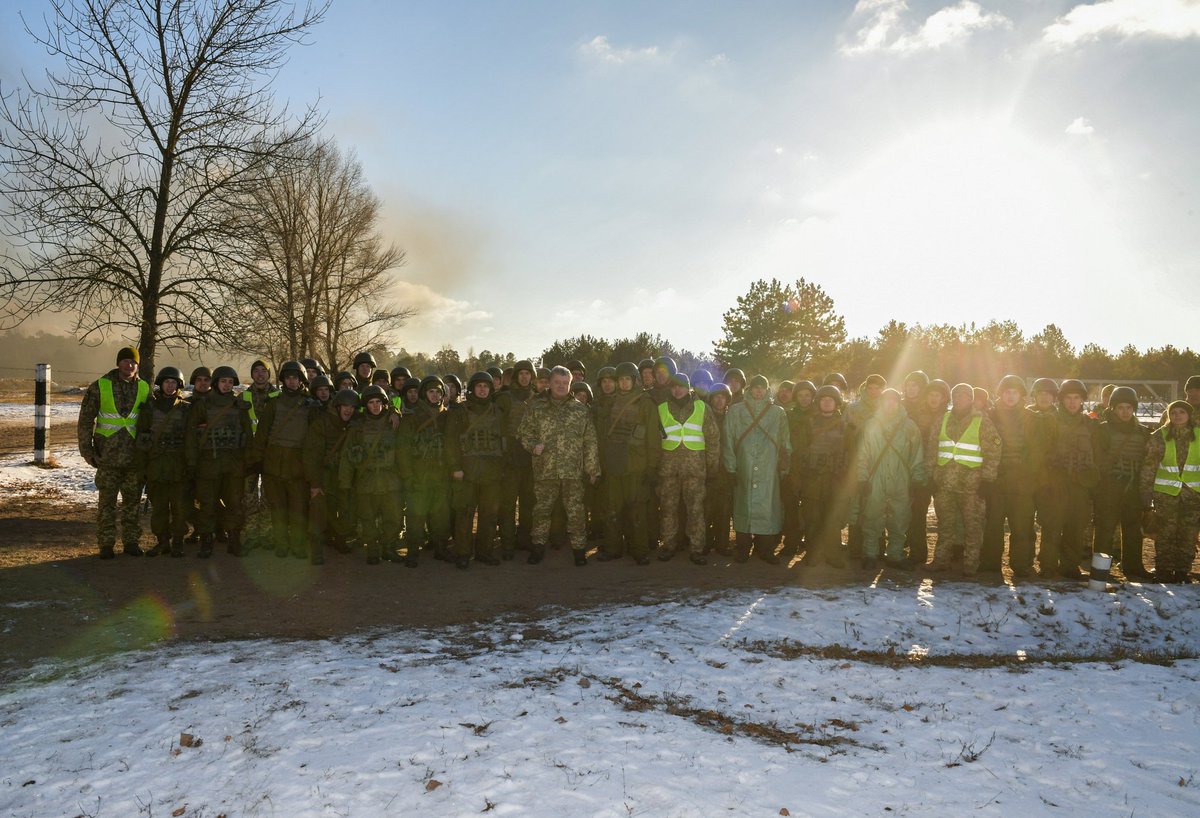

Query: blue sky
[4,0,1200,359]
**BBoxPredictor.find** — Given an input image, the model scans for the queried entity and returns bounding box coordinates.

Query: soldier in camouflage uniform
[904,379,949,566]
[398,375,452,566]
[518,366,601,565]
[981,375,1044,577]
[304,388,359,563]
[445,372,509,567]
[926,383,1001,575]
[252,361,315,559]
[855,388,926,570]
[655,373,720,564]
[352,351,377,391]
[186,366,253,556]
[241,359,279,512]
[1095,387,1152,579]
[183,366,212,543]
[339,385,402,564]
[594,366,618,410]
[498,360,538,557]
[783,380,817,555]
[705,385,735,555]
[1140,400,1200,583]
[78,346,150,558]
[135,367,191,557]
[1038,379,1102,579]
[595,361,661,564]
[844,374,885,561]
[798,385,852,567]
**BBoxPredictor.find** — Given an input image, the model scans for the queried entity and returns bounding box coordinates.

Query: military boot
[99,545,116,560]
[366,540,381,565]
[404,545,420,568]
[226,530,243,557]
[733,533,752,563]
[526,545,545,565]
[573,548,588,567]
[198,534,214,558]
[170,536,185,558]
[310,540,325,566]
[123,542,145,557]
[146,535,167,557]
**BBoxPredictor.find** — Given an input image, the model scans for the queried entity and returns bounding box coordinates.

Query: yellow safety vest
[96,377,150,438]
[241,386,279,430]
[660,400,706,451]
[936,412,983,468]
[1153,427,1200,496]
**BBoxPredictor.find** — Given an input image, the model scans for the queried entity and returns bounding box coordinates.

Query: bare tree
[0,0,328,377]
[226,137,410,373]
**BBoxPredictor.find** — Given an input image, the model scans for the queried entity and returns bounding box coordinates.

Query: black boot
[527,545,545,565]
[198,534,214,558]
[170,536,185,558]
[226,530,242,557]
[573,549,588,567]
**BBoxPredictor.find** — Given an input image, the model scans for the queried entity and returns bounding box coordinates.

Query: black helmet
[1108,386,1137,411]
[748,374,769,391]
[300,357,324,375]
[402,376,421,395]
[360,384,388,407]
[823,372,849,391]
[707,384,733,403]
[155,366,184,388]
[815,384,844,408]
[391,365,411,381]
[333,388,360,408]
[467,371,494,395]
[487,366,505,382]
[996,374,1026,396]
[571,381,593,400]
[638,358,655,373]
[513,360,535,376]
[654,356,678,376]
[926,379,952,404]
[536,367,551,380]
[904,370,930,388]
[597,366,617,383]
[566,359,586,375]
[794,380,817,397]
[443,374,463,391]
[278,360,307,385]
[212,365,239,384]
[334,370,355,389]
[1031,378,1059,397]
[372,368,391,385]
[615,361,640,381]
[189,366,211,385]
[669,372,691,390]
[1058,379,1088,399]
[352,351,377,369]
[310,374,333,395]
[419,375,445,397]
[863,373,887,389]
[724,368,747,387]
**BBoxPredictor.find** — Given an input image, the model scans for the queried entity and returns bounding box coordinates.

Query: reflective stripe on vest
[936,412,983,468]
[241,386,279,430]
[659,400,706,451]
[1153,427,1200,496]
[96,377,150,438]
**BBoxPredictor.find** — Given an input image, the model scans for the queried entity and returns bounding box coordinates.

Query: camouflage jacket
[339,412,401,494]
[518,393,601,481]
[135,390,191,482]
[77,369,148,469]
[186,390,252,474]
[398,400,449,484]
[304,405,356,490]
[444,393,508,483]
[596,389,661,476]
[253,386,317,480]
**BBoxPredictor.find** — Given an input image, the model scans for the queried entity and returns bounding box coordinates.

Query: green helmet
[1058,379,1088,399]
[360,384,388,407]
[310,374,333,395]
[1031,378,1058,397]
[419,375,445,399]
[597,366,617,383]
[155,366,184,388]
[615,361,640,381]
[211,365,239,384]
[278,360,307,385]
[352,351,377,369]
[996,374,1026,396]
[815,384,843,408]
[467,371,495,395]
[333,388,360,408]
[1108,386,1137,411]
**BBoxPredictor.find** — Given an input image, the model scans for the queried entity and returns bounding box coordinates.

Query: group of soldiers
[77,345,1200,583]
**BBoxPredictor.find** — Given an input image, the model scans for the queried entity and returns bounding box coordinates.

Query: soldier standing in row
[982,375,1042,577]
[595,361,660,565]
[1141,400,1200,583]
[798,385,850,567]
[723,375,790,563]
[253,361,314,560]
[1095,387,1152,579]
[498,360,538,558]
[136,367,191,557]
[927,383,1001,575]
[903,378,948,566]
[186,366,252,557]
[340,385,402,564]
[855,388,925,570]
[518,366,601,566]
[705,384,735,555]
[445,372,508,567]
[1039,379,1101,579]
[78,346,149,559]
[399,376,451,565]
[304,388,360,563]
[655,373,720,564]
[183,366,212,543]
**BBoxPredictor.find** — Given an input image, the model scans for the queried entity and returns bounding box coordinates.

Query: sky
[2,0,1200,360]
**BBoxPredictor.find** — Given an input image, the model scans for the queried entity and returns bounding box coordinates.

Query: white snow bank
[0,400,81,421]
[2,586,1198,817]
[0,449,96,503]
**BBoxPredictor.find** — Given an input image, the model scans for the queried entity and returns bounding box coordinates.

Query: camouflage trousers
[146,477,187,539]
[657,450,707,555]
[1151,491,1200,575]
[532,478,587,551]
[95,466,143,550]
[931,488,985,573]
[451,478,502,560]
[263,474,308,557]
[355,490,401,561]
[405,476,451,552]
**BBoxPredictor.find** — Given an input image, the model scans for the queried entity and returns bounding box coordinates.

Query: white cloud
[706,52,730,68]
[1065,116,1095,136]
[1044,0,1200,47]
[841,0,1010,55]
[578,35,663,66]
[391,280,492,327]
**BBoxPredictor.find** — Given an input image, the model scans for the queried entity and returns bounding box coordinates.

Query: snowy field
[2,584,1198,817]
[0,401,81,422]
[0,449,96,504]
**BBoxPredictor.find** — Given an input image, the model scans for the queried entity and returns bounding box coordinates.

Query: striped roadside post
[34,363,50,464]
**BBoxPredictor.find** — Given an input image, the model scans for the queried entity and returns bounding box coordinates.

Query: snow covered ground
[0,449,96,504]
[0,401,81,422]
[2,584,1198,817]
